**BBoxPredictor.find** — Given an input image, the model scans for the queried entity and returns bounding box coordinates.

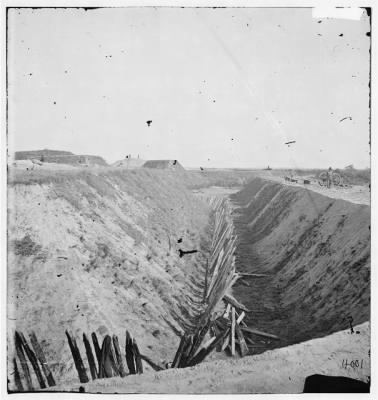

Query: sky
[7,7,371,168]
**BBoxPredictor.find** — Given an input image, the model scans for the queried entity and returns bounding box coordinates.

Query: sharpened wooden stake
[139,354,164,371]
[13,357,24,392]
[112,335,126,377]
[125,330,136,375]
[172,334,187,368]
[17,332,46,389]
[65,330,89,383]
[231,307,236,356]
[83,333,98,380]
[237,312,245,325]
[91,332,102,368]
[224,303,231,319]
[15,332,33,390]
[133,339,143,374]
[99,335,114,378]
[235,323,249,357]
[29,331,56,387]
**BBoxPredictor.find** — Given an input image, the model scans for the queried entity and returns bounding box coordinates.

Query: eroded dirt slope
[230,178,370,350]
[7,168,212,385]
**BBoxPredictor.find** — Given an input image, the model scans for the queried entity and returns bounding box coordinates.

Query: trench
[224,177,370,353]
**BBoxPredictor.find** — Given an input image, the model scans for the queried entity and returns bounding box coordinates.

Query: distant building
[142,160,185,170]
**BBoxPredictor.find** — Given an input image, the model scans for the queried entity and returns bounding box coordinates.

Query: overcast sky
[7,7,371,168]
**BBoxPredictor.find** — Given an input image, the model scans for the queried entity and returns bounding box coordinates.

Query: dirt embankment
[7,168,212,386]
[230,178,370,350]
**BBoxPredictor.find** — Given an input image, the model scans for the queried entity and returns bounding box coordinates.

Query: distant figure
[327,167,333,188]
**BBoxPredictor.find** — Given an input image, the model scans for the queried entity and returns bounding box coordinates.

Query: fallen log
[223,293,249,312]
[241,326,280,340]
[139,354,164,371]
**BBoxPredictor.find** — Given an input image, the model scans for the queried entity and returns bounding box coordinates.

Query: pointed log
[99,335,114,378]
[231,307,236,356]
[112,335,126,377]
[83,333,97,380]
[91,332,102,367]
[187,327,230,367]
[139,354,164,371]
[178,335,193,368]
[223,293,249,312]
[29,331,56,386]
[241,327,280,340]
[14,332,33,390]
[172,334,187,368]
[133,339,143,374]
[235,323,249,357]
[13,357,24,392]
[17,332,46,389]
[65,330,89,383]
[125,330,136,374]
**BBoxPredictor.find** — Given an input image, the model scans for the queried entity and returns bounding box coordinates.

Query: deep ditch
[8,172,370,391]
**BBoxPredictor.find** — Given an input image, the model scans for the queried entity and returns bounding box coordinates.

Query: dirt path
[262,174,370,205]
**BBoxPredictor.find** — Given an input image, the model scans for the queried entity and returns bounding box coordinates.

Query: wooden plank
[17,332,46,389]
[83,333,98,380]
[223,293,249,312]
[125,330,136,375]
[132,339,143,374]
[13,357,24,392]
[235,323,249,357]
[65,331,89,383]
[203,258,209,303]
[239,273,269,277]
[139,354,164,371]
[112,335,126,377]
[29,331,56,387]
[241,326,280,340]
[14,332,33,390]
[221,334,230,351]
[231,307,236,356]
